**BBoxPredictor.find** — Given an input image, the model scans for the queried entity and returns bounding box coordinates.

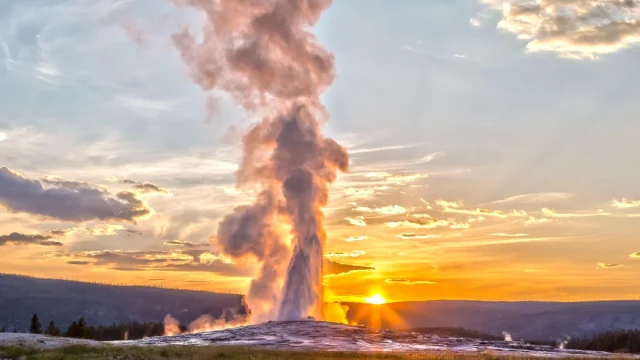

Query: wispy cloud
[352,205,407,215]
[163,240,209,248]
[344,236,368,242]
[349,143,423,155]
[435,200,463,209]
[324,259,374,276]
[542,208,612,218]
[488,192,574,205]
[611,198,640,209]
[396,233,442,240]
[386,219,461,229]
[112,95,178,116]
[630,252,640,259]
[0,229,73,246]
[122,179,169,195]
[0,132,6,143]
[491,233,528,237]
[325,250,366,258]
[524,216,550,226]
[346,216,367,227]
[437,200,526,219]
[85,225,125,236]
[596,263,624,270]
[385,279,436,285]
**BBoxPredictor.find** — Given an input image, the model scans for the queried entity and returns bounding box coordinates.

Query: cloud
[365,172,392,179]
[385,279,436,285]
[596,263,624,269]
[435,200,463,209]
[361,168,432,184]
[345,188,375,196]
[163,240,209,248]
[352,205,407,215]
[0,230,71,246]
[0,167,150,222]
[443,206,510,219]
[488,192,574,205]
[542,208,612,218]
[57,249,249,276]
[491,233,529,237]
[630,252,640,258]
[436,199,528,219]
[480,0,640,59]
[524,216,550,226]
[85,225,125,236]
[396,233,441,240]
[66,261,90,265]
[346,216,367,227]
[325,250,366,258]
[386,173,428,184]
[611,198,640,209]
[385,219,455,229]
[0,132,7,143]
[350,143,423,155]
[122,179,169,194]
[323,259,374,276]
[344,236,367,242]
[112,95,177,116]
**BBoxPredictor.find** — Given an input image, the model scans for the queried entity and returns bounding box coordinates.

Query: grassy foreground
[0,345,616,360]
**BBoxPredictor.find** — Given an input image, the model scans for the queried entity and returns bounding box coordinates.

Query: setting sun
[364,294,386,305]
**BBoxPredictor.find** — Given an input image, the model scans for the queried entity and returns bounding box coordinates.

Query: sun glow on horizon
[364,294,386,305]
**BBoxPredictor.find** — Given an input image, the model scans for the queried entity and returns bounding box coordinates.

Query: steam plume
[172,0,348,321]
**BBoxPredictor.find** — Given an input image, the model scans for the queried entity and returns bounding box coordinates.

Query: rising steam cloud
[172,0,348,322]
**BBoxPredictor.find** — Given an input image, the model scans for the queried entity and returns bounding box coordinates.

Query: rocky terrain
[111,321,638,358]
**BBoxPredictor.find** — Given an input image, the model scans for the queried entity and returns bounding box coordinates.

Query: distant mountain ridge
[2,274,639,341]
[345,300,640,341]
[0,274,244,332]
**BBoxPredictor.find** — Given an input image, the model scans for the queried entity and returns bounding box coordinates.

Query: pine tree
[45,321,60,336]
[77,317,87,338]
[29,313,42,334]
[66,321,78,338]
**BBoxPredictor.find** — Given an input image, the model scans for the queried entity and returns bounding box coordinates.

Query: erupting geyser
[172,0,348,321]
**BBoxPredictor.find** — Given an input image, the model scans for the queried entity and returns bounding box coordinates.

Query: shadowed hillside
[3,274,639,341]
[0,274,244,332]
[345,301,640,341]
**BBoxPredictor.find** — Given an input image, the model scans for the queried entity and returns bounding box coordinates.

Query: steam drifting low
[172,0,348,322]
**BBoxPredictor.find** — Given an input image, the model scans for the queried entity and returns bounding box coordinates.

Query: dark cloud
[122,179,168,194]
[163,240,208,248]
[66,261,90,265]
[385,278,436,285]
[0,167,150,222]
[0,229,72,246]
[41,177,93,190]
[323,259,374,276]
[161,261,251,277]
[57,249,250,277]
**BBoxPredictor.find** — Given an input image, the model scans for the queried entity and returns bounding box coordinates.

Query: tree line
[0,313,180,341]
[567,329,640,354]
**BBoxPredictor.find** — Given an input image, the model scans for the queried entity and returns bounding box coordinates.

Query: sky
[1,0,639,303]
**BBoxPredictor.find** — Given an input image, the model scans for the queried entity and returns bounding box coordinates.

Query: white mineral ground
[2,321,640,358]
